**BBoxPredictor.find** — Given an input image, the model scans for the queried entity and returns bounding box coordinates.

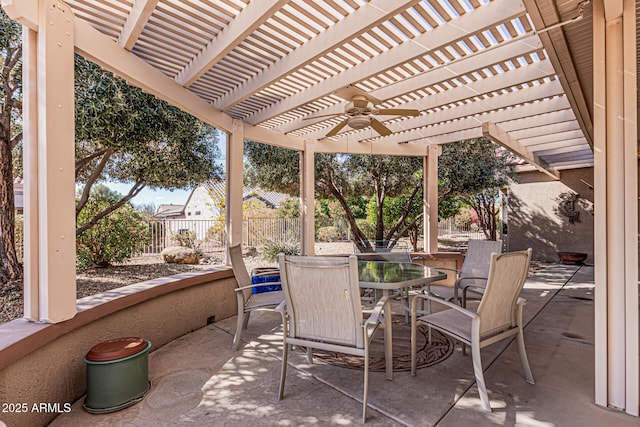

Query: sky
[107,183,192,208]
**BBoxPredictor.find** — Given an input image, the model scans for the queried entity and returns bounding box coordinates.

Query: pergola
[2,0,638,416]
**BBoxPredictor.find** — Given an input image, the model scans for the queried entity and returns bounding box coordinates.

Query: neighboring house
[183,181,224,220]
[184,180,292,220]
[244,189,291,209]
[154,204,185,219]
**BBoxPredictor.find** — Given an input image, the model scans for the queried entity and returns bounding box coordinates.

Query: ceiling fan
[304,85,420,138]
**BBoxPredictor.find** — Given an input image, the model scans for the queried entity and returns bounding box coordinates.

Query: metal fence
[140,217,302,254]
[437,217,487,241]
[12,216,488,259]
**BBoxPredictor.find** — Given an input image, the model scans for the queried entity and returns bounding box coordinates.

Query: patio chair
[432,239,503,305]
[410,249,534,412]
[229,244,283,351]
[276,254,390,423]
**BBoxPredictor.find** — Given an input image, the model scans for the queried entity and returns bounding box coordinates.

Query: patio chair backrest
[229,244,252,301]
[460,239,503,281]
[477,249,532,338]
[278,254,364,348]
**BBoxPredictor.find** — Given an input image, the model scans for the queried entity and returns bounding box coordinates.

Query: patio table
[358,260,446,380]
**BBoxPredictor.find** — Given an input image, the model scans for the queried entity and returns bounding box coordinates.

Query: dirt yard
[0,241,550,324]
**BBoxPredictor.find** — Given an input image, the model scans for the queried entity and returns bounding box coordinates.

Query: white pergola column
[300,140,315,255]
[21,0,77,323]
[423,145,439,253]
[225,119,244,260]
[593,0,639,415]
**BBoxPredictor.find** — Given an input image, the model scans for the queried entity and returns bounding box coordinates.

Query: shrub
[261,239,300,262]
[76,198,150,268]
[316,226,341,242]
[355,219,374,239]
[171,229,203,256]
[453,210,474,229]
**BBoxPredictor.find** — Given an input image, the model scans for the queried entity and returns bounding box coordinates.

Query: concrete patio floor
[50,264,638,426]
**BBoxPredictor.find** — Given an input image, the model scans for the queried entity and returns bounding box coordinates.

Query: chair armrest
[365,295,389,327]
[275,300,286,313]
[460,282,488,291]
[459,281,489,307]
[457,276,489,286]
[235,282,282,293]
[433,266,461,274]
[410,293,477,319]
[250,268,279,277]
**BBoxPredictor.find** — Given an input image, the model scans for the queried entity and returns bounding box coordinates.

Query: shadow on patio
[50,265,636,426]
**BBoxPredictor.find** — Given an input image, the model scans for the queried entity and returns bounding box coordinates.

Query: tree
[0,8,22,282]
[438,138,515,240]
[466,188,501,240]
[1,12,222,282]
[73,56,222,235]
[244,141,424,251]
[245,138,516,249]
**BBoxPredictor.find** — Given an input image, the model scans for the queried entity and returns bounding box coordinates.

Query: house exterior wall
[185,186,221,220]
[506,167,595,263]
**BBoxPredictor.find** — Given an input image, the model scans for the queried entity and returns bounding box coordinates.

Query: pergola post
[21,0,77,323]
[423,145,439,253]
[226,119,245,260]
[300,140,315,255]
[593,0,639,415]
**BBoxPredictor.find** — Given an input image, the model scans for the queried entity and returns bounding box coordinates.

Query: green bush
[316,226,341,242]
[355,219,374,239]
[261,239,300,262]
[77,198,150,268]
[171,229,203,256]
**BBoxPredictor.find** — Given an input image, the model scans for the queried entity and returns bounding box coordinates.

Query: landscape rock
[161,246,199,264]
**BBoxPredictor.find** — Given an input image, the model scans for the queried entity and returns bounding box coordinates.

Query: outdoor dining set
[229,240,534,423]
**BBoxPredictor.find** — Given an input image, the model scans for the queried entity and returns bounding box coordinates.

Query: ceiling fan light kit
[348,116,371,130]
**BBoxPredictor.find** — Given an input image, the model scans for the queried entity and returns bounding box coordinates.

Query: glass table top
[357,260,446,288]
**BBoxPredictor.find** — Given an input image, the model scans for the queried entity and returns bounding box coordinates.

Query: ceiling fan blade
[303,113,344,120]
[370,118,392,136]
[326,119,349,137]
[377,108,420,116]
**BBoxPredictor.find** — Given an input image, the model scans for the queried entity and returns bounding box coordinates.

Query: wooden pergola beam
[482,121,560,180]
[174,0,289,87]
[118,0,158,50]
[216,0,422,110]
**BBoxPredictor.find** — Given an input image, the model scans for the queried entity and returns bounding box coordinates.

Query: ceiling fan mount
[304,85,420,138]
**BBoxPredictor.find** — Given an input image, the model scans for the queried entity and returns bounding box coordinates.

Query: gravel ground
[0,240,552,324]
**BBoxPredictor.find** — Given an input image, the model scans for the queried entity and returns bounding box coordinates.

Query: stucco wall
[0,269,236,427]
[506,168,594,263]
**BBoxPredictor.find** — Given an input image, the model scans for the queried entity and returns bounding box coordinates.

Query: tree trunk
[0,43,24,283]
[0,126,21,282]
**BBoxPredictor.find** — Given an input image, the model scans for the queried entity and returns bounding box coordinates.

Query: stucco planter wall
[0,268,235,427]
